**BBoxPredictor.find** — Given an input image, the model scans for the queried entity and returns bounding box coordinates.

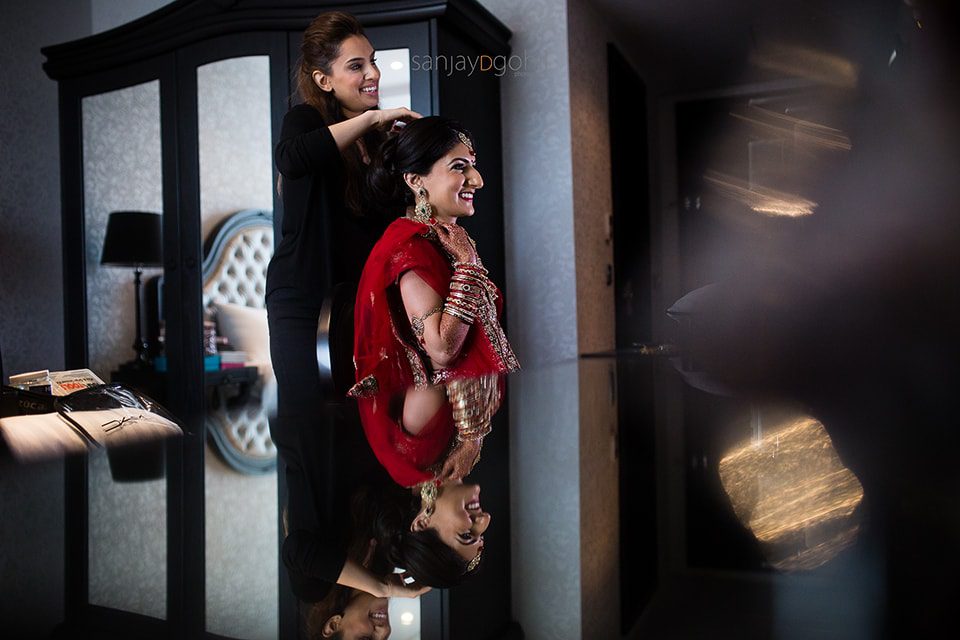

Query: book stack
[9,369,105,396]
[219,351,248,370]
[153,354,222,372]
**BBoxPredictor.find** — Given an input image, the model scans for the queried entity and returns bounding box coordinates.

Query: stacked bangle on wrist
[443,262,487,324]
[447,376,498,442]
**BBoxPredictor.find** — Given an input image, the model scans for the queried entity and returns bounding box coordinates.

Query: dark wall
[0,1,94,636]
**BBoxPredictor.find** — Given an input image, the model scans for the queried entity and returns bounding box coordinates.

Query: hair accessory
[457,131,475,155]
[413,187,432,224]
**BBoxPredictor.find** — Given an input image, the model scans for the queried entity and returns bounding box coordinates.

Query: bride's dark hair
[367,116,475,217]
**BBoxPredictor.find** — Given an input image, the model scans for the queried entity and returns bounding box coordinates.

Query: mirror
[376,48,411,110]
[82,80,167,619]
[196,54,277,640]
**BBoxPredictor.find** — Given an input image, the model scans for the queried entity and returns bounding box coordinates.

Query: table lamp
[101,211,163,367]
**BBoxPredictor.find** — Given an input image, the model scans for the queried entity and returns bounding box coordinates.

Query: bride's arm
[398,270,471,368]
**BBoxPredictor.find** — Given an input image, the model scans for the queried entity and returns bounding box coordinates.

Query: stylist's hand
[436,223,479,265]
[379,572,432,598]
[373,107,422,131]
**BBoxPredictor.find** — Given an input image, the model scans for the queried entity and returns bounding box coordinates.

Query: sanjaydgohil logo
[411,51,529,77]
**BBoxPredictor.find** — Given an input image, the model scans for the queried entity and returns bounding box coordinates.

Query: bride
[347,116,519,586]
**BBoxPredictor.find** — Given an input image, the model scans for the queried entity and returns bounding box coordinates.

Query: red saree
[350,216,518,486]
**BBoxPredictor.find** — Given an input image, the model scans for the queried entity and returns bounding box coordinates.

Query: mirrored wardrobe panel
[196,54,277,640]
[81,80,167,620]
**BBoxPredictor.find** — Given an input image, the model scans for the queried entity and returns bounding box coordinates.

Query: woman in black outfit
[265,10,423,616]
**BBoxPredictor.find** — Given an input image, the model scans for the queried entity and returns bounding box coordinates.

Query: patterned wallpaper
[81,80,167,619]
[197,54,278,640]
[82,81,164,379]
[482,0,579,369]
[477,0,583,637]
[197,56,274,242]
[508,362,583,639]
[0,8,85,634]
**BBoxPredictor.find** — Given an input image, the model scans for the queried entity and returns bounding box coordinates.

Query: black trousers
[266,286,371,533]
[267,288,328,535]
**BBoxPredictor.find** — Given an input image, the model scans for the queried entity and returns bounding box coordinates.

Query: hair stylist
[266,11,422,603]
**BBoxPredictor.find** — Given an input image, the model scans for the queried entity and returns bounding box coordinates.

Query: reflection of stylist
[266,10,420,606]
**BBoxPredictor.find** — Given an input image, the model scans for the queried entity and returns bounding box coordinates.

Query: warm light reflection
[731,105,852,152]
[751,42,859,88]
[705,170,817,217]
[719,415,864,571]
[400,611,414,625]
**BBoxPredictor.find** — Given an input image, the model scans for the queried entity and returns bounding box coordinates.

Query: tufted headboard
[202,209,273,314]
[201,208,276,474]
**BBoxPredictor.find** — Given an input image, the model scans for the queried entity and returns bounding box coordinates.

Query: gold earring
[410,480,437,532]
[413,187,432,224]
[420,480,437,517]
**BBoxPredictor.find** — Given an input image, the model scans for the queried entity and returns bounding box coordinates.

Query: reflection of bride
[280,401,427,635]
[347,116,519,585]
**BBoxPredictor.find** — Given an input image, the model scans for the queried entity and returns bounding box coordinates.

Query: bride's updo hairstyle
[367,116,475,217]
[351,481,481,588]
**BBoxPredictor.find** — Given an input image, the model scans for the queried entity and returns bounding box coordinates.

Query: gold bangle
[443,305,475,324]
[453,262,487,275]
[446,298,479,317]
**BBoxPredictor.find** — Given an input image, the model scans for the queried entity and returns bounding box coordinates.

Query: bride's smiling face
[410,142,483,223]
[413,480,490,564]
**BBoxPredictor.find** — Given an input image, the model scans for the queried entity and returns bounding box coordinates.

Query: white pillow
[212,302,278,419]
[213,302,270,366]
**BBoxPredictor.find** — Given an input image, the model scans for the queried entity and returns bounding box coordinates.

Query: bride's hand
[373,107,422,131]
[439,438,482,482]
[436,223,478,265]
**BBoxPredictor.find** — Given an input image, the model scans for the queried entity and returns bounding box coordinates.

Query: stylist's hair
[297,11,365,124]
[367,116,475,217]
[353,481,481,588]
[296,11,382,216]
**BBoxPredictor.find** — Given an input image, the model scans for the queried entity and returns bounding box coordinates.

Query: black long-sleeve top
[280,402,390,602]
[267,103,384,301]
[268,103,390,601]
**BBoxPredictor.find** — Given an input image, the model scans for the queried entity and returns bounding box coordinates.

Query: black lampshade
[101,211,163,267]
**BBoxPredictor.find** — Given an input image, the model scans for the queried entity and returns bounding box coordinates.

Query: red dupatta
[351,216,518,396]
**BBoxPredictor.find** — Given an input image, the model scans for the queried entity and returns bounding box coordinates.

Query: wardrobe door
[81,78,168,621]
[195,52,279,640]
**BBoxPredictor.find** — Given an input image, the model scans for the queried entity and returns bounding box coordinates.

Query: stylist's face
[322,591,391,639]
[313,35,381,118]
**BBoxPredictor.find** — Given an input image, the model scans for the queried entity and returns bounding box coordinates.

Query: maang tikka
[413,187,432,223]
[457,130,475,155]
